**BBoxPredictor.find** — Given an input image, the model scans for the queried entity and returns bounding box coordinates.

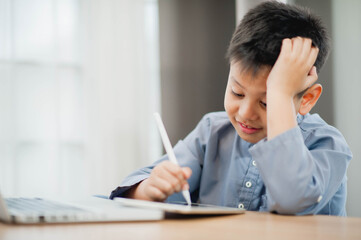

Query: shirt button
[238,203,244,209]
[317,195,323,203]
[245,181,252,188]
[252,160,257,166]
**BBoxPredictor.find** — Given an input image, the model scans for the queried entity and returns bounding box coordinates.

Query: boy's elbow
[266,187,323,215]
[268,200,317,215]
[273,179,349,216]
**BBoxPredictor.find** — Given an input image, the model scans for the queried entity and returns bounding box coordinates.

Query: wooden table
[1,211,360,240]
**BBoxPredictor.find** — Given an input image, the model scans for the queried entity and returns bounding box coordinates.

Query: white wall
[332,0,361,217]
[0,0,161,199]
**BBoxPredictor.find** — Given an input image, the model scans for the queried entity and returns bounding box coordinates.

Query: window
[0,0,160,198]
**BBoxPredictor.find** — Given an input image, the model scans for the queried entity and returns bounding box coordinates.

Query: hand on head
[129,161,192,202]
[267,37,319,98]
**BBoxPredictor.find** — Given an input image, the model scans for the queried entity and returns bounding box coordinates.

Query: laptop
[114,197,246,215]
[0,191,163,224]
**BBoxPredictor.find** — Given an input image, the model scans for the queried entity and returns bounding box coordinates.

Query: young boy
[110,1,352,215]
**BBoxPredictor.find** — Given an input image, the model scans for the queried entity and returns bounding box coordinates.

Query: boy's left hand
[267,37,319,98]
[266,37,319,140]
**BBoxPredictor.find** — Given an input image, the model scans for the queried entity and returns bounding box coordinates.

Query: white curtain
[332,0,361,217]
[80,0,161,197]
[0,0,161,198]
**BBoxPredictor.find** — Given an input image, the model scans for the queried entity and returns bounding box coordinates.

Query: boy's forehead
[230,61,270,83]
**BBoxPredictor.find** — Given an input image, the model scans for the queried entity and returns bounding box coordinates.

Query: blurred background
[0,0,360,217]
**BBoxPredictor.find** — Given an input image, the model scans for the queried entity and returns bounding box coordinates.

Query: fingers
[159,161,190,188]
[291,37,303,56]
[290,37,317,63]
[150,175,179,196]
[286,37,319,77]
[181,167,192,190]
[307,47,319,70]
[144,184,167,201]
[268,37,320,97]
[280,38,292,56]
[308,66,317,76]
[182,167,192,180]
[299,38,312,60]
[145,161,191,201]
[306,66,318,86]
[280,37,318,66]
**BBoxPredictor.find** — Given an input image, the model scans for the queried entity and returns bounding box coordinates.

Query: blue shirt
[110,112,352,215]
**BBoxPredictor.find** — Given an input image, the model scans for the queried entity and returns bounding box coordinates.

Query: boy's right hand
[128,161,192,202]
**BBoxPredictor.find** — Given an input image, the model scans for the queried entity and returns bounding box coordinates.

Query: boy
[110,1,352,215]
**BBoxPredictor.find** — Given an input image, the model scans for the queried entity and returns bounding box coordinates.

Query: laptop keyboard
[6,197,86,214]
[5,197,93,223]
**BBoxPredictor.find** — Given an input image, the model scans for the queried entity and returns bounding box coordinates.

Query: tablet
[114,198,246,215]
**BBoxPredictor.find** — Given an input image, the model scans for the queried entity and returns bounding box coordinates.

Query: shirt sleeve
[109,114,213,201]
[249,126,352,215]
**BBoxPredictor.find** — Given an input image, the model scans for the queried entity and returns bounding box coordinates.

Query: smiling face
[225,61,311,143]
[224,61,271,143]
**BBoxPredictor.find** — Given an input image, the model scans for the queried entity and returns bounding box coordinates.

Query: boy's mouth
[238,122,261,134]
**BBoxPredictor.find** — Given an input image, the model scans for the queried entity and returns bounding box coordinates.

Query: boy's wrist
[267,89,298,140]
[267,87,295,102]
[267,76,299,99]
[124,181,144,199]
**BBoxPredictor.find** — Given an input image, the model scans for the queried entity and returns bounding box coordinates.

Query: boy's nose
[238,102,258,121]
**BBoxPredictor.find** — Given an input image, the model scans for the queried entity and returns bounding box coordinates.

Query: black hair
[226,1,330,74]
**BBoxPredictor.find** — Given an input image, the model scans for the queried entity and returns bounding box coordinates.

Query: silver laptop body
[0,191,163,224]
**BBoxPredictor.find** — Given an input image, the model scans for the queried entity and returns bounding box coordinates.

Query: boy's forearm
[250,127,324,214]
[266,37,319,141]
[267,91,298,140]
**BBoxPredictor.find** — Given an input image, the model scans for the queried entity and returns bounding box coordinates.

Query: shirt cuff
[109,175,149,199]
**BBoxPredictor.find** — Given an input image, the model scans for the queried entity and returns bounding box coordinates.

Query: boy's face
[225,61,308,143]
[224,62,270,143]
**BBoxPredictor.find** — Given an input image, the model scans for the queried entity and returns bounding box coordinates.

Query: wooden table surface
[1,211,360,240]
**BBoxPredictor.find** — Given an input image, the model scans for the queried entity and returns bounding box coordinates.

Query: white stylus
[153,112,192,206]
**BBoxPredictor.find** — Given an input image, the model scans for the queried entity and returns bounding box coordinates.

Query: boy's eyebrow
[232,77,244,89]
[231,77,266,95]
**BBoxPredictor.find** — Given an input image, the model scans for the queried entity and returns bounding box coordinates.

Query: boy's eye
[260,101,267,108]
[232,90,244,97]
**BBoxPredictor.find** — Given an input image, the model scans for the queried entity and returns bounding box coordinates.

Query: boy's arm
[110,145,198,201]
[251,38,351,215]
[266,37,319,140]
[109,142,200,201]
[110,114,212,201]
[250,124,352,215]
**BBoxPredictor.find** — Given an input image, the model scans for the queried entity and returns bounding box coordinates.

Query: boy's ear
[298,83,323,115]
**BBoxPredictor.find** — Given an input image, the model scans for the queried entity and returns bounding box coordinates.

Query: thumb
[182,167,192,179]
